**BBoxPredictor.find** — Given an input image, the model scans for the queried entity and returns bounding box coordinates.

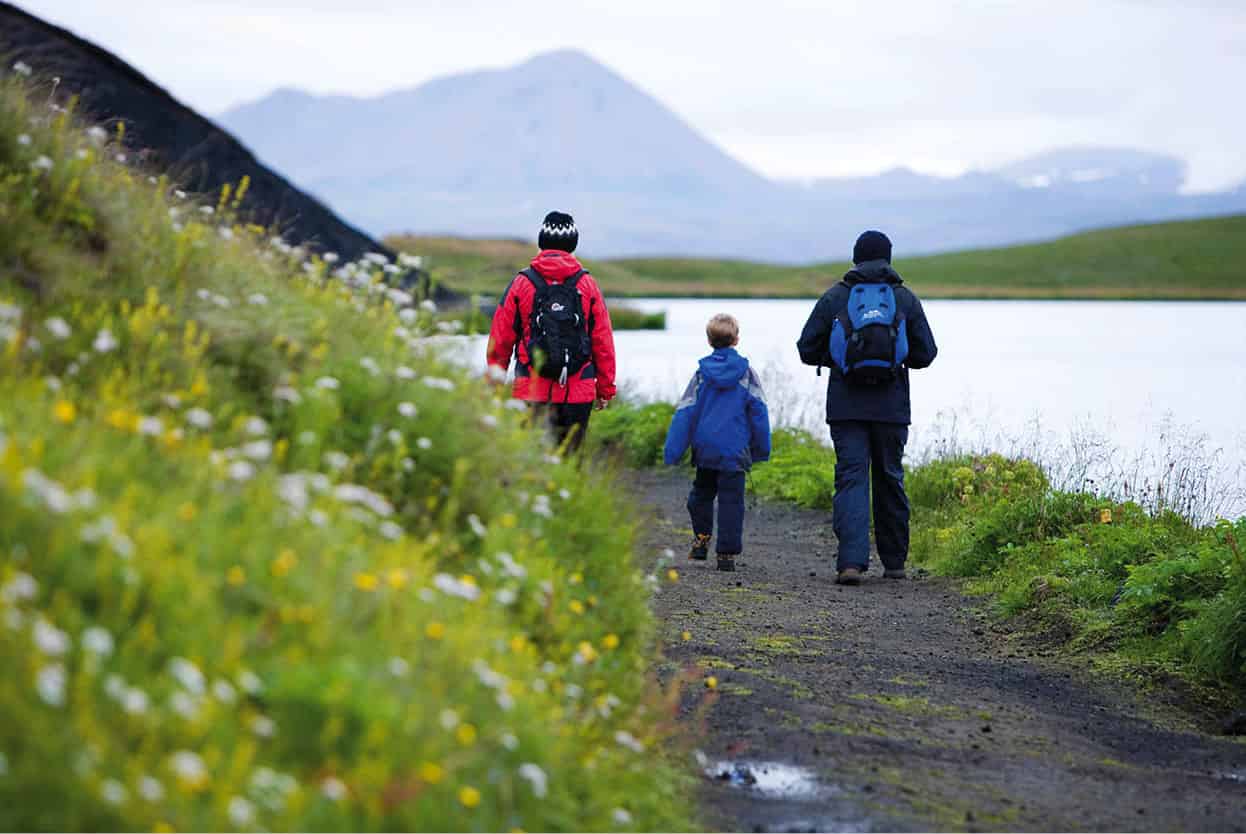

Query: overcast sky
[23,0,1246,191]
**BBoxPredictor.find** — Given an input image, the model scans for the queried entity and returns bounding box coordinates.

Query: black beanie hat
[538,211,579,253]
[853,230,892,264]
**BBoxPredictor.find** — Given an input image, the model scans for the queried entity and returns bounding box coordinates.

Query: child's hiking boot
[689,534,711,561]
[716,553,736,572]
[883,568,907,579]
[836,566,863,586]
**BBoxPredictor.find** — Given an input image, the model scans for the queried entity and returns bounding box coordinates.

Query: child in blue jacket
[664,314,771,571]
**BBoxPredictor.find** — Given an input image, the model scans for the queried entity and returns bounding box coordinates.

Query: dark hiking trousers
[687,466,747,555]
[528,402,592,453]
[828,421,909,572]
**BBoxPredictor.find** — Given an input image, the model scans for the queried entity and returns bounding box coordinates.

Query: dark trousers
[828,421,909,572]
[687,467,747,555]
[528,402,592,453]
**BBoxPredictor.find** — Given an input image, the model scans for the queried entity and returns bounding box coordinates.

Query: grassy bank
[389,216,1246,300]
[591,403,1246,695]
[0,77,694,831]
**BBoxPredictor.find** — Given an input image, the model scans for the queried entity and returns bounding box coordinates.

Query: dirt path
[628,469,1246,833]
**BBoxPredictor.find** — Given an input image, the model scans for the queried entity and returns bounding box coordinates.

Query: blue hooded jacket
[663,347,771,471]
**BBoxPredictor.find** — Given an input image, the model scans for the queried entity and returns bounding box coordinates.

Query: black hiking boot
[716,553,736,572]
[836,566,863,586]
[883,568,907,579]
[689,534,711,561]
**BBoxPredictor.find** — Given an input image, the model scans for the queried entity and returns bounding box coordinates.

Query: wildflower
[458,786,481,808]
[353,572,379,592]
[212,679,236,704]
[518,763,548,798]
[237,669,263,694]
[314,376,340,390]
[52,400,76,424]
[115,153,127,164]
[250,715,276,738]
[185,407,213,429]
[218,226,234,240]
[243,416,269,436]
[12,60,32,76]
[419,762,443,784]
[602,633,620,650]
[433,573,480,601]
[44,316,71,339]
[385,569,408,590]
[422,376,454,391]
[170,691,201,720]
[397,401,417,418]
[137,416,164,436]
[681,630,692,642]
[613,808,633,826]
[495,588,517,606]
[170,751,208,789]
[0,572,37,604]
[420,299,438,313]
[425,621,446,640]
[559,488,572,500]
[705,676,719,690]
[532,495,553,518]
[36,663,67,707]
[100,779,128,805]
[92,328,118,353]
[17,133,31,146]
[228,796,256,827]
[228,461,256,481]
[322,252,340,264]
[467,514,487,537]
[569,600,585,615]
[242,440,272,460]
[456,723,478,745]
[388,657,410,677]
[324,450,350,470]
[1100,508,1113,524]
[139,776,165,802]
[364,252,389,265]
[31,155,53,171]
[122,687,150,715]
[614,730,644,753]
[199,205,214,216]
[359,356,381,376]
[226,565,246,586]
[577,641,598,664]
[169,657,205,695]
[320,776,347,801]
[667,569,680,582]
[82,626,114,656]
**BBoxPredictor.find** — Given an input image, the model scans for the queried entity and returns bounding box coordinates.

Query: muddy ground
[628,469,1246,833]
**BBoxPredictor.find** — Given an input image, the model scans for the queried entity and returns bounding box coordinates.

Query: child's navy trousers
[687,466,747,555]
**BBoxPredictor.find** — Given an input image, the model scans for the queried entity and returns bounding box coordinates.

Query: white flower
[185,407,213,429]
[439,708,460,730]
[199,205,214,216]
[467,514,487,537]
[309,509,329,527]
[433,573,480,601]
[31,155,53,172]
[36,664,66,707]
[169,657,205,694]
[76,148,89,160]
[399,308,418,325]
[237,669,263,694]
[320,776,347,801]
[397,401,417,419]
[16,133,31,146]
[386,288,413,307]
[212,293,232,308]
[242,416,268,436]
[121,687,149,715]
[211,678,237,704]
[100,779,128,805]
[614,730,644,753]
[33,618,70,656]
[12,60,32,76]
[297,430,317,445]
[559,488,572,500]
[170,751,207,787]
[388,657,410,677]
[417,437,432,450]
[332,483,393,516]
[496,691,515,711]
[479,414,499,429]
[92,328,118,353]
[518,763,548,798]
[391,366,416,383]
[532,495,553,518]
[364,251,389,265]
[1,572,38,604]
[500,732,519,751]
[494,587,517,606]
[612,808,633,826]
[139,776,165,802]
[115,153,127,164]
[86,125,108,144]
[421,376,454,391]
[242,440,272,461]
[359,356,381,376]
[505,399,527,412]
[398,252,423,269]
[227,460,256,481]
[228,796,256,827]
[219,226,235,241]
[104,675,127,700]
[246,292,267,306]
[250,715,276,738]
[44,317,71,339]
[322,252,340,264]
[387,429,403,446]
[420,299,438,313]
[273,385,301,404]
[402,457,415,472]
[379,520,404,541]
[314,376,340,390]
[137,416,163,436]
[82,626,114,656]
[161,393,182,409]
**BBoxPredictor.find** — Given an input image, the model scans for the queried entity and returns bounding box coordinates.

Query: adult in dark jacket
[796,231,937,585]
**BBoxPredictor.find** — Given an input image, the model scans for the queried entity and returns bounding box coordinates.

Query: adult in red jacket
[487,211,617,451]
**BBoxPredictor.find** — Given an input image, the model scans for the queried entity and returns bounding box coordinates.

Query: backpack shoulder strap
[564,269,587,289]
[520,267,547,292]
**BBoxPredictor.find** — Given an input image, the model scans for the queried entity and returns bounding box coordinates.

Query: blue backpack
[828,283,909,384]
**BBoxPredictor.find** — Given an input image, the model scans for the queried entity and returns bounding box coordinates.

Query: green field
[389,214,1246,300]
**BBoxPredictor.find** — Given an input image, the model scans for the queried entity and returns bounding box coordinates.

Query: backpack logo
[550,302,566,312]
[862,309,883,320]
[828,282,909,385]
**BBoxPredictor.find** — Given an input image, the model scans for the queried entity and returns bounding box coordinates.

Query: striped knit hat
[538,211,578,253]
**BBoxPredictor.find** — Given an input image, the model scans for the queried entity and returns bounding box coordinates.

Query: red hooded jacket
[487,250,617,403]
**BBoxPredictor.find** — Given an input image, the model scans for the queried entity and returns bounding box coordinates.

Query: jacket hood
[699,347,750,389]
[844,259,903,286]
[530,249,584,281]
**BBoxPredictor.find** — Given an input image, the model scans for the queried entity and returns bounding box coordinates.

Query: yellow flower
[587,594,598,607]
[705,676,718,690]
[387,568,409,590]
[458,785,481,808]
[667,569,680,582]
[509,634,527,653]
[1099,508,1113,524]
[498,513,517,529]
[425,621,446,640]
[569,572,583,585]
[226,566,246,586]
[177,502,197,522]
[419,762,443,784]
[601,633,620,650]
[577,641,598,663]
[189,371,208,398]
[106,408,139,433]
[53,400,76,424]
[455,723,477,745]
[271,548,297,577]
[459,574,476,587]
[569,600,585,615]
[354,572,379,592]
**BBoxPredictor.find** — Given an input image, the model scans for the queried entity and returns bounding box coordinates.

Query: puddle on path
[707,760,828,800]
[703,759,875,833]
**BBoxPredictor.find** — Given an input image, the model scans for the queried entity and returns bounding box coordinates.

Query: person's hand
[594,397,608,411]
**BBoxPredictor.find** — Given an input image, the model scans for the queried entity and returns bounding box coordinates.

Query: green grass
[389,215,1246,299]
[590,402,1246,696]
[0,78,696,831]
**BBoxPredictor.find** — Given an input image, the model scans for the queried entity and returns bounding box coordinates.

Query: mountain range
[221,50,1246,262]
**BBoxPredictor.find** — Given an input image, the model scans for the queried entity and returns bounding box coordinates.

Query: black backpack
[521,267,593,388]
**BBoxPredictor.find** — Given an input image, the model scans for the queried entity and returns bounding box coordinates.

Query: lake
[458,298,1246,517]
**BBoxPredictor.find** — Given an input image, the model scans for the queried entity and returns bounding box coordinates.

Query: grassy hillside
[390,215,1246,300]
[0,77,694,830]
